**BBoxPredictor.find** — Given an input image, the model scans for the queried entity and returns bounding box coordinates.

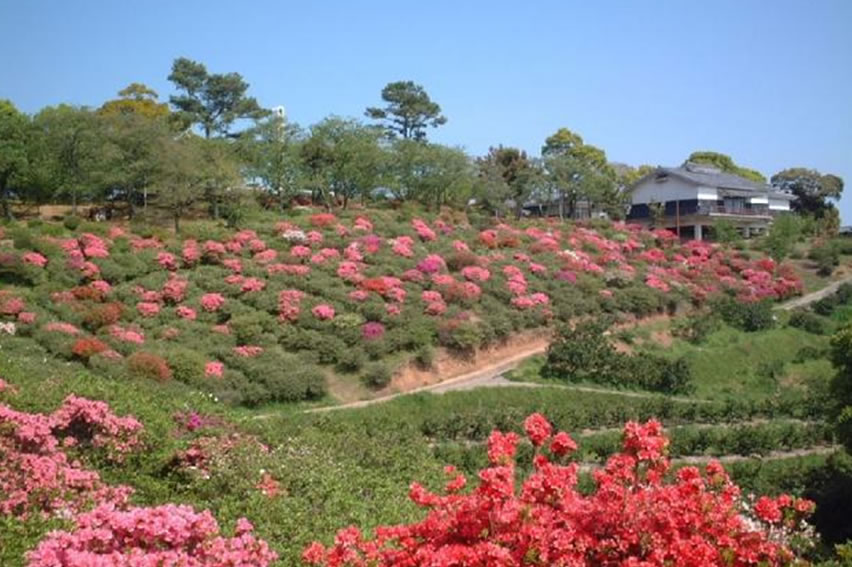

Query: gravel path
[777,275,852,311]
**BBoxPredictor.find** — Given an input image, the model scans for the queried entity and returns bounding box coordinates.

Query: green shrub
[362,362,393,389]
[414,344,435,368]
[810,240,840,276]
[672,312,719,343]
[336,348,367,373]
[710,296,775,332]
[788,310,828,335]
[162,347,207,386]
[62,215,82,231]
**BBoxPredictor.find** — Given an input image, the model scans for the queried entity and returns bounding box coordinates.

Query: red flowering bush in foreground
[26,504,277,567]
[304,414,813,566]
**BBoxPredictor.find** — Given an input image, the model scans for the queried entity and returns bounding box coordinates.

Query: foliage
[765,214,803,262]
[542,320,693,394]
[772,168,844,218]
[365,80,447,140]
[710,296,775,332]
[167,57,267,138]
[304,415,813,566]
[687,151,767,183]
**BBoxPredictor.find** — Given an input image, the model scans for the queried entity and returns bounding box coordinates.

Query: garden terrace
[0,211,803,407]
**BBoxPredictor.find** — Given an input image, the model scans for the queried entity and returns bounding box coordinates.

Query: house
[626,162,795,240]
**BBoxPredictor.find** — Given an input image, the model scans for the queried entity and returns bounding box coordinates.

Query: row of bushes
[432,420,832,482]
[541,319,694,394]
[294,385,830,444]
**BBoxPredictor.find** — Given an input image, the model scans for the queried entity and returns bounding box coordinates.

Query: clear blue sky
[2,0,851,223]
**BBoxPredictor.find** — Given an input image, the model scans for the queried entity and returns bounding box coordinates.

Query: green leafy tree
[168,57,267,138]
[241,114,306,212]
[301,117,385,209]
[613,163,655,188]
[771,168,844,218]
[365,81,447,140]
[30,105,101,215]
[388,140,475,209]
[830,324,852,452]
[477,146,538,219]
[0,100,30,220]
[687,151,766,183]
[763,213,802,262]
[711,219,741,245]
[96,107,174,219]
[152,135,212,232]
[541,128,619,219]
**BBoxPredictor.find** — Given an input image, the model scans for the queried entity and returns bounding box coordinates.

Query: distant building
[840,226,852,237]
[626,162,795,240]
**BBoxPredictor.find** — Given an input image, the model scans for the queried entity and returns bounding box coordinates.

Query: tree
[365,81,447,141]
[301,117,385,209]
[476,146,538,219]
[771,168,844,218]
[687,151,766,183]
[763,213,802,262]
[541,128,619,220]
[31,105,101,215]
[241,114,306,212]
[151,135,209,233]
[0,100,30,220]
[168,57,267,138]
[387,140,475,209]
[98,83,169,119]
[613,163,655,188]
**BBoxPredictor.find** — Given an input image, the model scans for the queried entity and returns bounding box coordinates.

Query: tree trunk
[0,179,12,221]
[71,188,78,216]
[174,210,181,233]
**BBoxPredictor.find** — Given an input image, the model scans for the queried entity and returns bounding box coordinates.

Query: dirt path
[777,275,852,311]
[304,343,548,414]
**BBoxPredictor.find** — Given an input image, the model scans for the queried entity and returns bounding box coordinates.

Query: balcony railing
[697,204,771,217]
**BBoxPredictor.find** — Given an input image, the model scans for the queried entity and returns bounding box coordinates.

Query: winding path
[777,275,852,311]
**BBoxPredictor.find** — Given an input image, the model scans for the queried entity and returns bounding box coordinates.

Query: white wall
[631,177,698,204]
[769,198,790,211]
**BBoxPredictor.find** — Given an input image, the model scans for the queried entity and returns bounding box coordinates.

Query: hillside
[2,210,852,565]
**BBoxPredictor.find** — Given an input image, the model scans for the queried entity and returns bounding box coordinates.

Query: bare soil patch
[391,329,552,394]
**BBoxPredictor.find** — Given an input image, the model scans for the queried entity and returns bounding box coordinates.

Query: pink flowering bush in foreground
[0,395,141,519]
[26,504,277,567]
[303,414,814,566]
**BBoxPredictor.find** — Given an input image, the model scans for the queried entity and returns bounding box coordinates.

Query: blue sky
[2,0,851,223]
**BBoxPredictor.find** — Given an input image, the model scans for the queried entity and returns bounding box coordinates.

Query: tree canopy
[168,57,267,138]
[0,100,30,219]
[771,167,844,218]
[686,151,766,184]
[365,81,447,141]
[98,83,170,119]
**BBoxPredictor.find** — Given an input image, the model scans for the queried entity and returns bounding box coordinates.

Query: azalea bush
[303,414,815,566]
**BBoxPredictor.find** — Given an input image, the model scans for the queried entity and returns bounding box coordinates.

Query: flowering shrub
[312,304,336,321]
[0,395,140,519]
[136,301,161,317]
[27,505,277,567]
[127,351,172,381]
[22,251,48,267]
[71,337,110,360]
[361,321,385,341]
[303,415,813,566]
[201,293,226,312]
[176,305,198,320]
[205,361,224,378]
